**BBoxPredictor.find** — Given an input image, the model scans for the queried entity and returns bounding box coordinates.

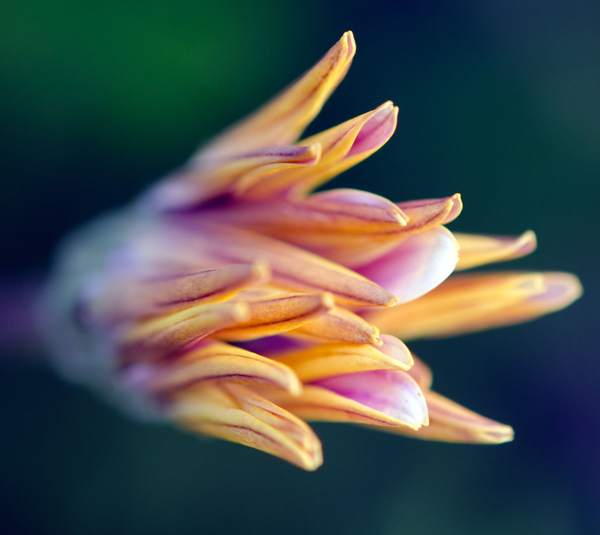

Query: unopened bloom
[41,33,581,470]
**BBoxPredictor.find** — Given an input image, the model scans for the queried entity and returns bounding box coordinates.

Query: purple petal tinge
[40,32,581,470]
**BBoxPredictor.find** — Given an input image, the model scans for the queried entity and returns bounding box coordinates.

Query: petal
[142,144,321,211]
[276,336,412,383]
[170,383,323,470]
[398,194,463,226]
[357,226,459,303]
[270,193,462,268]
[81,262,270,324]
[365,272,582,340]
[118,302,250,363]
[380,391,514,444]
[209,188,407,238]
[128,340,302,395]
[166,221,399,308]
[288,306,382,345]
[454,230,537,271]
[235,102,398,198]
[213,292,334,341]
[270,369,427,429]
[197,32,356,160]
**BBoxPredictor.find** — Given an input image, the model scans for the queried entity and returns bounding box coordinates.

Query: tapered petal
[269,369,428,429]
[128,340,302,395]
[365,272,582,340]
[160,222,399,307]
[81,262,270,324]
[144,145,321,210]
[170,383,323,470]
[209,188,407,238]
[235,102,398,198]
[118,302,250,363]
[198,32,356,160]
[380,391,514,444]
[213,292,334,341]
[267,193,462,268]
[358,226,459,303]
[398,194,463,226]
[277,336,412,383]
[454,230,537,271]
[289,306,382,345]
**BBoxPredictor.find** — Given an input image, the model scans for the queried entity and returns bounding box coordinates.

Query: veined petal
[358,226,459,303]
[235,102,399,198]
[380,391,514,444]
[208,188,407,237]
[143,144,321,211]
[269,370,428,429]
[166,221,399,307]
[130,340,302,395]
[277,336,412,383]
[365,272,582,340]
[455,230,537,271]
[170,383,323,470]
[398,194,463,226]
[274,193,462,268]
[289,306,382,345]
[118,302,250,362]
[197,32,356,160]
[81,262,270,324]
[213,292,334,341]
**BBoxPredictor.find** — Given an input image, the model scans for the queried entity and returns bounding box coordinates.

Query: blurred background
[1,1,598,534]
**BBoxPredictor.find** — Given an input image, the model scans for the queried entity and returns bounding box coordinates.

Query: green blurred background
[1,1,599,534]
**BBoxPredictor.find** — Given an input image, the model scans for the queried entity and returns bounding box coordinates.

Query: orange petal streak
[454,230,537,271]
[365,272,582,340]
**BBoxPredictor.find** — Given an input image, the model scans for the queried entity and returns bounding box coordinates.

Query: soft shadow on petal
[358,226,459,303]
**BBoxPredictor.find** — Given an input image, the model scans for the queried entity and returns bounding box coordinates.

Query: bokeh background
[1,1,599,534]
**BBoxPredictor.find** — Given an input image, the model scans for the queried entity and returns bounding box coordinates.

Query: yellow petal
[235,102,398,198]
[454,230,537,271]
[138,340,302,395]
[365,272,582,340]
[277,337,412,383]
[170,383,323,470]
[398,194,463,227]
[118,302,249,363]
[198,32,356,160]
[144,145,321,210]
[278,193,462,268]
[209,189,407,239]
[379,391,514,444]
[289,306,382,345]
[213,292,334,341]
[178,222,399,307]
[84,262,270,323]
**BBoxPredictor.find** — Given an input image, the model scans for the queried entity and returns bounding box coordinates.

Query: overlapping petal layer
[41,32,581,471]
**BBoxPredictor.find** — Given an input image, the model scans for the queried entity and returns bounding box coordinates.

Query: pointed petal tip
[445,193,463,223]
[346,102,398,158]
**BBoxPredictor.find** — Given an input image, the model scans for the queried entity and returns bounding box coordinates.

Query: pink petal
[357,226,459,303]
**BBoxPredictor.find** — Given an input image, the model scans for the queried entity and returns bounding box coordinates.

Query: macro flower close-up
[38,32,582,470]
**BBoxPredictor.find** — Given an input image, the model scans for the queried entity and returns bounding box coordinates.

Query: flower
[41,32,582,470]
